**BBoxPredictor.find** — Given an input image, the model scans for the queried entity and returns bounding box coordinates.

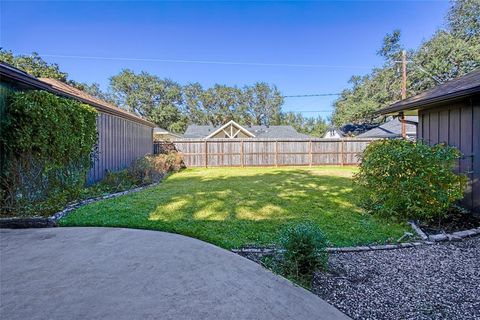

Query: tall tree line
[0,49,327,136]
[332,0,480,126]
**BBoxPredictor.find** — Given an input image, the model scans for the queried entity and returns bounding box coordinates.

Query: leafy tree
[183,82,283,127]
[0,49,68,81]
[239,82,284,126]
[110,69,187,132]
[280,112,328,137]
[0,49,110,101]
[447,0,480,42]
[410,30,480,93]
[332,0,480,127]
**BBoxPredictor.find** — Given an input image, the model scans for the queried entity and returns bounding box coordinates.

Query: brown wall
[87,112,153,183]
[417,94,480,213]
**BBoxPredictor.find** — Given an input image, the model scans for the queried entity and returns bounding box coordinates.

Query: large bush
[0,90,97,216]
[355,139,467,221]
[279,222,329,287]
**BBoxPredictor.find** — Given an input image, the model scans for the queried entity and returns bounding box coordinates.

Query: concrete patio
[0,227,349,320]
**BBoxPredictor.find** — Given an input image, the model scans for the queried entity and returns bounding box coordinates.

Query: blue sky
[1,1,450,119]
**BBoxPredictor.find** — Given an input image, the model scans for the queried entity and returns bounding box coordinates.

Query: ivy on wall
[1,90,97,217]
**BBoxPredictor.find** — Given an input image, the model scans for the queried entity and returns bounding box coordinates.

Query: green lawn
[60,166,408,249]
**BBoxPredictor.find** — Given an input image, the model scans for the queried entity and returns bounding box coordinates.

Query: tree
[280,112,328,137]
[332,0,480,127]
[239,83,284,126]
[109,69,187,132]
[410,30,480,93]
[0,49,110,101]
[0,49,68,81]
[183,82,283,127]
[447,0,480,42]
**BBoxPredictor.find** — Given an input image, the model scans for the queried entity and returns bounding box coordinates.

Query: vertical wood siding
[417,95,480,213]
[87,112,153,184]
[156,138,376,167]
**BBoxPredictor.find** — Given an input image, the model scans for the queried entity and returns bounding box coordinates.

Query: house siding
[87,112,153,184]
[0,77,153,185]
[417,95,480,213]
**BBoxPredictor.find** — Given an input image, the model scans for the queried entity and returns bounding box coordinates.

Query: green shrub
[82,153,185,200]
[129,153,185,185]
[0,90,97,217]
[279,222,329,287]
[355,139,467,221]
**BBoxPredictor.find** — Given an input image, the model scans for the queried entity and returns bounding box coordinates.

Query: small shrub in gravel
[279,222,329,287]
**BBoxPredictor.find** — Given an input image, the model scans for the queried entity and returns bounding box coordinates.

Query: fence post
[275,140,278,167]
[204,140,208,168]
[309,140,313,167]
[240,139,245,168]
[340,139,344,166]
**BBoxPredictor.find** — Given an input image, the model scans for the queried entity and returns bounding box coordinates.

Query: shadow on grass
[61,168,407,249]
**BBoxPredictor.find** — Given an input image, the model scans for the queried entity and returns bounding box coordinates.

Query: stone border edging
[232,226,480,255]
[0,183,159,229]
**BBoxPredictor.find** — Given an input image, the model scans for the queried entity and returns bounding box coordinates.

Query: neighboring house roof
[340,123,378,136]
[153,127,182,138]
[184,122,312,139]
[323,129,344,138]
[0,62,154,127]
[379,69,480,115]
[205,120,256,139]
[357,116,418,138]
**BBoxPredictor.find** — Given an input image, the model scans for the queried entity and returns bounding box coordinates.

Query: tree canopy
[331,0,480,127]
[0,50,327,136]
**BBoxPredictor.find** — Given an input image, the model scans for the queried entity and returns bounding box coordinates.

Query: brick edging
[0,183,159,229]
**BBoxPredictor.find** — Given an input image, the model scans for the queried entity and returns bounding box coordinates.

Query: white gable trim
[205,120,255,139]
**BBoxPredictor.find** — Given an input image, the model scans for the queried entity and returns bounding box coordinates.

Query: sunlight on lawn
[62,166,408,248]
[148,167,359,223]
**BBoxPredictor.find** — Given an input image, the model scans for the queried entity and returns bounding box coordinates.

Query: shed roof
[379,69,480,115]
[183,124,312,139]
[357,116,417,138]
[0,62,154,127]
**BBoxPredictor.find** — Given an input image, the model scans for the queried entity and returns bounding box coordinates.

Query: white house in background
[153,127,182,141]
[323,128,344,138]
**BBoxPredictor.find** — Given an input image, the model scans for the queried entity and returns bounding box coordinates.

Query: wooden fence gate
[154,138,377,167]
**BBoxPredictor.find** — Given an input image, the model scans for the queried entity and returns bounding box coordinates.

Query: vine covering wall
[0,90,97,217]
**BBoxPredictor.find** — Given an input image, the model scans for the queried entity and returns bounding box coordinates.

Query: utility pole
[401,50,407,100]
[401,50,407,138]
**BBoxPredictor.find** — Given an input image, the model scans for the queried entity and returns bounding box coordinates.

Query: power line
[283,110,333,113]
[34,53,370,69]
[282,93,341,98]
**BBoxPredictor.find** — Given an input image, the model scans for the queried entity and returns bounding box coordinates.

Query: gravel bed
[313,236,480,320]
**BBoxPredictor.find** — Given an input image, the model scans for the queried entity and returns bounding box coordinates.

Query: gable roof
[205,120,255,139]
[0,62,154,127]
[379,69,480,115]
[357,116,417,138]
[184,124,312,139]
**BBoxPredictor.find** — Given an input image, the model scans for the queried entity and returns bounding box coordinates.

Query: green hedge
[354,139,467,221]
[0,90,97,217]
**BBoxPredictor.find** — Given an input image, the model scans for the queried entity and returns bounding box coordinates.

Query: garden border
[0,183,159,229]
[231,225,480,255]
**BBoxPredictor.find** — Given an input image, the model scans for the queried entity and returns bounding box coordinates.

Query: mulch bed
[419,212,480,235]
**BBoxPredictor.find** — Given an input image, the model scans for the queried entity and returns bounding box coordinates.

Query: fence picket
[154,138,376,167]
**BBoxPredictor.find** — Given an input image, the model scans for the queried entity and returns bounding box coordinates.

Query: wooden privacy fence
[155,138,377,167]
